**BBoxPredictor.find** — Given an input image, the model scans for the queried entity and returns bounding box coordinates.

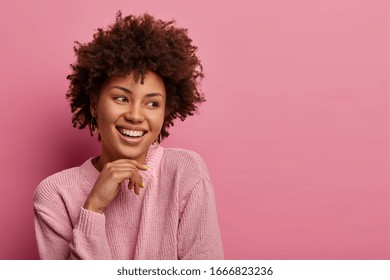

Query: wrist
[83,199,105,214]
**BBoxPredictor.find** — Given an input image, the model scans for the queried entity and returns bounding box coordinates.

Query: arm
[33,182,113,259]
[34,158,147,259]
[177,178,224,260]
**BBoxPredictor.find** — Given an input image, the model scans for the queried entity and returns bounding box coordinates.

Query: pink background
[0,0,388,259]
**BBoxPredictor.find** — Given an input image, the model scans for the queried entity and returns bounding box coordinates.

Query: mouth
[116,126,147,140]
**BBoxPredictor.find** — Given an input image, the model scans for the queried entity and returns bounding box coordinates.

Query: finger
[103,166,144,193]
[134,184,140,195]
[129,167,144,189]
[116,166,141,182]
[111,169,137,185]
[134,170,143,195]
[112,159,148,171]
[127,179,134,190]
[128,179,141,195]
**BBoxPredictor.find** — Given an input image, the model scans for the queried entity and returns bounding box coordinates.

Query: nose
[124,103,144,123]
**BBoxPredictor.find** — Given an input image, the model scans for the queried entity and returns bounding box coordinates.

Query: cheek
[97,107,119,130]
[156,109,166,127]
[145,109,164,133]
[150,112,165,129]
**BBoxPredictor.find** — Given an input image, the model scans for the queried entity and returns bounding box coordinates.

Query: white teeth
[119,128,145,137]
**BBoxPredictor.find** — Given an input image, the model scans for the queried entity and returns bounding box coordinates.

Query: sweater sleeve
[34,180,113,260]
[177,177,224,260]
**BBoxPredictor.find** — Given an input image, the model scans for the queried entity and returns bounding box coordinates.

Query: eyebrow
[110,86,164,98]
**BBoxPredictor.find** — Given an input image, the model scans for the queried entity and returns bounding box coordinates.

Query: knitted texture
[33,145,224,259]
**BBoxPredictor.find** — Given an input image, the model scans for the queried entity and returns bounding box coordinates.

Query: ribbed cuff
[74,207,106,236]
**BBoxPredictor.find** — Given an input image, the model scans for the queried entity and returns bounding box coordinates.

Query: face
[91,71,166,164]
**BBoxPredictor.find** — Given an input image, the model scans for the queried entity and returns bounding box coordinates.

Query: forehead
[103,71,166,96]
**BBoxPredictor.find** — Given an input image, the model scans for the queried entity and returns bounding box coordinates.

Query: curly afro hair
[66,11,205,140]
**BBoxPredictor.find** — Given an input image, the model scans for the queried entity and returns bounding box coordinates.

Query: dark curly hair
[66,11,205,140]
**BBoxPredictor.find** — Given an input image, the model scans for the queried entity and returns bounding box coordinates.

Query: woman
[33,12,224,260]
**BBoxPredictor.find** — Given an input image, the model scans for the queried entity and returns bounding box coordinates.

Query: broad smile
[116,126,148,144]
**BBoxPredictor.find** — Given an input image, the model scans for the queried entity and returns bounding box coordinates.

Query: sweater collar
[81,144,164,184]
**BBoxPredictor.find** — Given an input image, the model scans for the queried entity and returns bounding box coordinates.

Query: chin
[119,146,149,161]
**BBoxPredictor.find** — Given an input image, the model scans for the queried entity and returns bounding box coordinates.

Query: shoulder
[161,148,217,213]
[33,158,97,222]
[34,157,97,201]
[163,148,207,168]
[161,148,211,183]
[34,167,79,202]
[33,155,96,210]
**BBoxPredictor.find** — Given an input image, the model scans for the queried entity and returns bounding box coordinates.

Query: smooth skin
[84,71,166,214]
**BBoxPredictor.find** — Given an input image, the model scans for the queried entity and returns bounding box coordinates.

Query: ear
[90,96,98,117]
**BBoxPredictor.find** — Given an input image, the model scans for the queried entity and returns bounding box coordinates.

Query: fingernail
[143,165,148,170]
[140,182,145,188]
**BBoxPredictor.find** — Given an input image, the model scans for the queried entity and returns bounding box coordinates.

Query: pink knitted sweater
[34,145,224,259]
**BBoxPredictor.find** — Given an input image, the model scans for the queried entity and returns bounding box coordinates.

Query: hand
[83,159,148,214]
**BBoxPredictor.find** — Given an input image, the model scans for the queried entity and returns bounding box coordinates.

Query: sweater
[33,145,224,260]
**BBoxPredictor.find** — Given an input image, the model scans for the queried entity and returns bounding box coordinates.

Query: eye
[114,96,128,103]
[146,101,159,107]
